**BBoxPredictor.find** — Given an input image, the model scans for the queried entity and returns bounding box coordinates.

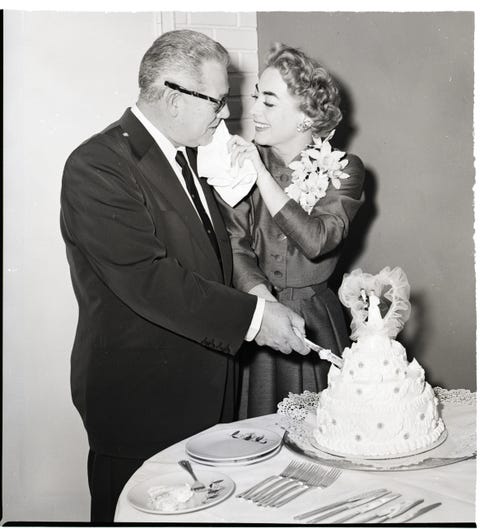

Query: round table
[115,393,476,524]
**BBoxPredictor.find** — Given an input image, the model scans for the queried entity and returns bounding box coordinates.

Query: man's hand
[255,301,310,355]
[248,283,277,302]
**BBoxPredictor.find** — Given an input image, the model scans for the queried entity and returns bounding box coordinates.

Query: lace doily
[277,388,476,470]
[433,387,476,405]
[277,390,318,442]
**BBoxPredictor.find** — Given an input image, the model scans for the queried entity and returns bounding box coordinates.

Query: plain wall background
[3,10,259,522]
[257,11,475,390]
[3,8,476,524]
[4,11,158,521]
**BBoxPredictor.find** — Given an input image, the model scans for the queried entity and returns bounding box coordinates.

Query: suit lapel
[187,148,232,284]
[119,109,223,279]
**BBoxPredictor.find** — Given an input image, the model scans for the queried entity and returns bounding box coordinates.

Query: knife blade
[293,488,389,520]
[304,338,344,368]
[307,490,392,523]
[333,492,401,523]
[293,328,344,368]
[397,502,442,522]
[356,498,424,523]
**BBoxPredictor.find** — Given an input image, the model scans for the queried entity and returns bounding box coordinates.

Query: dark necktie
[175,150,221,262]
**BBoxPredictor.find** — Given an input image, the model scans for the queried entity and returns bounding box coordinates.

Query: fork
[245,463,342,508]
[178,459,206,491]
[237,460,304,500]
[251,463,326,505]
[247,462,313,503]
[269,466,342,508]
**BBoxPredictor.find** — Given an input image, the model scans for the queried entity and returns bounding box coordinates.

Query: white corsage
[285,130,350,214]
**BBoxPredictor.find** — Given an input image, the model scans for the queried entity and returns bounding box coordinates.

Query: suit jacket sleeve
[61,137,257,355]
[218,191,271,294]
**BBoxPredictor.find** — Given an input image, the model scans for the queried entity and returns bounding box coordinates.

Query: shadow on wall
[400,291,430,362]
[329,166,377,296]
[398,291,444,387]
[226,65,246,137]
[333,77,356,152]
[329,75,378,296]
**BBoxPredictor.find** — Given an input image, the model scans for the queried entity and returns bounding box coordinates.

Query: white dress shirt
[130,105,264,341]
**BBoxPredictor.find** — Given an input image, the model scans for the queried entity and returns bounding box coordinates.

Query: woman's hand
[228,135,289,217]
[227,135,269,178]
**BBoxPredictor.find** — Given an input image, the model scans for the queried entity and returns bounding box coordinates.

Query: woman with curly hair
[221,43,365,417]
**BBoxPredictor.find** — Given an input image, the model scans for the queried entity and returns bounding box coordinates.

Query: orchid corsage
[285,130,350,214]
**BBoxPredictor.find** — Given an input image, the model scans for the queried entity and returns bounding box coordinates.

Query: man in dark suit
[60,29,308,522]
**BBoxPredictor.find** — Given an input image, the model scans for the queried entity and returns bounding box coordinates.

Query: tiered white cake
[314,267,445,458]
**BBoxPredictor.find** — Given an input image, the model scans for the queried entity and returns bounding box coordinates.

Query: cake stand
[278,388,476,471]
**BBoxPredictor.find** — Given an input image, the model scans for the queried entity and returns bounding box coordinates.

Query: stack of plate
[185,427,282,466]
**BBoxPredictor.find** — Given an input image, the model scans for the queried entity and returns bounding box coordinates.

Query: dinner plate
[186,427,282,462]
[188,444,282,466]
[127,470,235,515]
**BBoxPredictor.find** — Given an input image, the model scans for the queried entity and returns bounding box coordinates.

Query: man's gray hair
[138,30,230,103]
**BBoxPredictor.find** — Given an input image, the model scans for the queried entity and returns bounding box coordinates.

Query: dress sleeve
[272,153,365,260]
[61,137,257,354]
[218,191,271,293]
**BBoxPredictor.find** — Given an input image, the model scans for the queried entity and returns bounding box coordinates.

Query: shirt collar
[131,104,183,162]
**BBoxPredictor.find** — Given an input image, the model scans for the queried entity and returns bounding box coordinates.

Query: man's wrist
[244,296,266,341]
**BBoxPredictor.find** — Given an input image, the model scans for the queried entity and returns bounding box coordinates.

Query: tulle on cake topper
[339,266,411,340]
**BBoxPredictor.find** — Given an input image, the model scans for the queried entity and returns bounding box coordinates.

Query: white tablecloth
[115,399,476,524]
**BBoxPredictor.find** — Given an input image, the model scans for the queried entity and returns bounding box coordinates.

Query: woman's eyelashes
[251,93,274,107]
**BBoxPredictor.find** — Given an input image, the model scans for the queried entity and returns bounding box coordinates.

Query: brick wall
[156,12,258,139]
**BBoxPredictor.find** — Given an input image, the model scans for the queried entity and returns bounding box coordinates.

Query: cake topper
[339,267,411,340]
[365,291,384,330]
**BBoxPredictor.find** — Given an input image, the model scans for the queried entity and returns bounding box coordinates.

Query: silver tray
[279,391,476,471]
[312,428,448,460]
[283,421,476,471]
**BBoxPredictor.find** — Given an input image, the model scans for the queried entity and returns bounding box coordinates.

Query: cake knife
[293,329,344,368]
[305,338,344,368]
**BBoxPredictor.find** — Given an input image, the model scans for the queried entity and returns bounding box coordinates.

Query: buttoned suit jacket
[60,108,256,459]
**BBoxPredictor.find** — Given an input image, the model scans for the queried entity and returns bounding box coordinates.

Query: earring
[296,118,313,133]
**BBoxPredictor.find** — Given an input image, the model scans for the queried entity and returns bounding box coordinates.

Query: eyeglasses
[164,81,228,114]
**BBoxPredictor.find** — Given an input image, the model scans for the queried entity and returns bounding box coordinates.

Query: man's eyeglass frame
[164,81,228,114]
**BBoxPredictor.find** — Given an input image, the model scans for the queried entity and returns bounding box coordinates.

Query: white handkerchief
[197,120,257,207]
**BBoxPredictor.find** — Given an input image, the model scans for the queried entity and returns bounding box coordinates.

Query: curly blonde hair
[265,43,342,138]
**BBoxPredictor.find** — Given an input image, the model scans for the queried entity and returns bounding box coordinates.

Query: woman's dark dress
[220,145,365,417]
